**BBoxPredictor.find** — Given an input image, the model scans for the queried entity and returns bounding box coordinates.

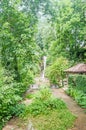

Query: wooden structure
[65,63,86,74]
[64,63,86,88]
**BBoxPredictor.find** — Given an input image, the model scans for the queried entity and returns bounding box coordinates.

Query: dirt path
[3,77,49,130]
[3,77,86,130]
[52,88,86,130]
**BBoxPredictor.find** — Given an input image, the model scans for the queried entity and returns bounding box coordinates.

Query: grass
[4,106,75,130]
[20,87,76,130]
[27,109,76,130]
[26,93,34,99]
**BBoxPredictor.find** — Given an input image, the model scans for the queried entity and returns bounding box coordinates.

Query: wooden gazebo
[65,63,86,74]
[63,63,86,88]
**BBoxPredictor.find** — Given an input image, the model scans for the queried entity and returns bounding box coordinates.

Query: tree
[46,57,68,87]
[0,0,40,82]
[0,1,40,127]
[48,0,86,62]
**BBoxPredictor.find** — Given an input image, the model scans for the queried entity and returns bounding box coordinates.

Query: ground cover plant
[66,87,86,109]
[26,93,35,99]
[68,75,86,93]
[66,74,86,109]
[46,57,68,87]
[20,87,76,130]
[0,65,34,129]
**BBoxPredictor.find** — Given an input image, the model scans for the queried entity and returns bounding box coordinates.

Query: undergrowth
[66,87,86,108]
[20,87,76,130]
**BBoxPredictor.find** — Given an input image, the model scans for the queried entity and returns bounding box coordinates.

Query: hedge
[68,74,86,93]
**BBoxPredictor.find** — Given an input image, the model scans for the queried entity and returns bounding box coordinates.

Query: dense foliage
[66,74,86,108]
[0,0,85,129]
[0,1,40,128]
[0,65,19,128]
[66,87,86,108]
[45,0,86,86]
[24,87,67,116]
[48,0,86,63]
[68,74,86,93]
[46,57,68,87]
[30,110,75,130]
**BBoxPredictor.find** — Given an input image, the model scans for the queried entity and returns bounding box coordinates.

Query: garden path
[2,77,49,130]
[52,88,86,130]
[3,77,86,130]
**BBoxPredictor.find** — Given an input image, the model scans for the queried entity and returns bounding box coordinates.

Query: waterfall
[42,56,47,79]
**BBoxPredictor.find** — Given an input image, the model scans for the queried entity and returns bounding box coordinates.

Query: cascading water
[30,56,47,90]
[41,56,47,79]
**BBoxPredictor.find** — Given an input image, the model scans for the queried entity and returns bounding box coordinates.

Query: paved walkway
[52,88,86,130]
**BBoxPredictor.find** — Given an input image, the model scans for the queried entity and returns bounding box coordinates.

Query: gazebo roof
[65,63,86,73]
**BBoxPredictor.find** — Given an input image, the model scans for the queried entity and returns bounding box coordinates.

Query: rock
[27,121,34,130]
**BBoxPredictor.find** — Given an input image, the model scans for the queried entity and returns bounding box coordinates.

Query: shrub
[20,87,75,130]
[68,74,86,93]
[68,74,86,108]
[30,110,76,130]
[20,69,34,87]
[0,85,22,128]
[10,103,26,117]
[66,87,86,108]
[0,65,34,129]
[46,57,68,87]
[75,94,86,108]
[34,87,52,101]
[21,87,67,117]
[26,93,34,99]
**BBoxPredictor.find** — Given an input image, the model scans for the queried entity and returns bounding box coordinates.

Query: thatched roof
[65,63,86,73]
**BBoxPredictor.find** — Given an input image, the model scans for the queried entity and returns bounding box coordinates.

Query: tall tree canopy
[0,0,40,80]
[48,0,86,62]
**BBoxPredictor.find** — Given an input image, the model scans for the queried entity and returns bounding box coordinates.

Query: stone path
[52,88,86,130]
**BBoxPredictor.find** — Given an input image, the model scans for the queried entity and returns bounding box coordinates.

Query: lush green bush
[0,2,40,128]
[66,87,86,108]
[67,74,86,108]
[20,87,76,130]
[34,87,52,101]
[46,57,68,87]
[26,93,34,99]
[26,97,67,116]
[21,87,67,117]
[68,74,86,93]
[30,110,76,130]
[0,66,33,129]
[10,103,26,117]
[20,69,34,87]
[0,85,22,128]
